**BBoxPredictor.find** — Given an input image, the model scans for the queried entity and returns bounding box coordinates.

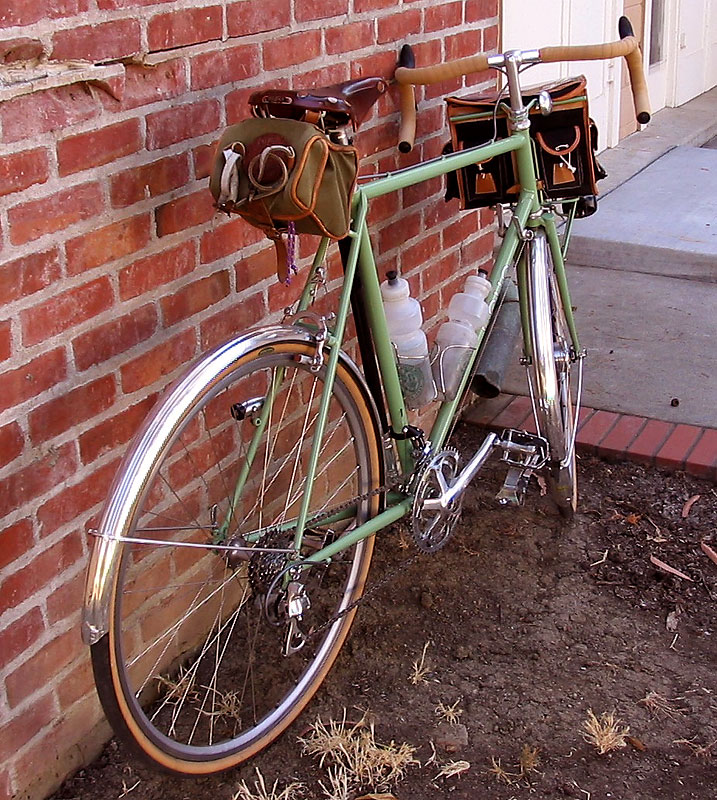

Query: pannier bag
[446,76,606,209]
[209,117,359,282]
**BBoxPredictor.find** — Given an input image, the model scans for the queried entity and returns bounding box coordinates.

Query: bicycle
[81,18,650,775]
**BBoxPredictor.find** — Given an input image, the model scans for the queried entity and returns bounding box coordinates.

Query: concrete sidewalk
[467,86,717,480]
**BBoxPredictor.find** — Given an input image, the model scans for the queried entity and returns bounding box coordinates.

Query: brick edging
[464,394,717,482]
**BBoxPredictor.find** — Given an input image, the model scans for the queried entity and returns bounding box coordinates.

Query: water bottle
[432,270,492,400]
[380,271,437,409]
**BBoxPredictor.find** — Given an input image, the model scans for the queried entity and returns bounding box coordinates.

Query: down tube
[428,191,534,451]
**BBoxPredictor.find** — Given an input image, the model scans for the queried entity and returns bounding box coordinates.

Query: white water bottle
[433,270,492,400]
[381,271,437,409]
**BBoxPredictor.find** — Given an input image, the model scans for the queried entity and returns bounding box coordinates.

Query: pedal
[496,465,531,507]
[494,429,549,507]
[497,428,549,469]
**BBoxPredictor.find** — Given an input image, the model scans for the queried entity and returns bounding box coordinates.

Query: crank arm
[422,432,499,512]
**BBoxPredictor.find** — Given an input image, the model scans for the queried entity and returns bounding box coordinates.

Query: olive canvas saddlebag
[210,117,359,282]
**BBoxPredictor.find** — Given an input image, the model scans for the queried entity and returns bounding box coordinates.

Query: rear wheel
[525,231,578,516]
[90,337,383,774]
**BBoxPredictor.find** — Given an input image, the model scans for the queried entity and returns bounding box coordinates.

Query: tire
[90,337,383,774]
[525,231,578,517]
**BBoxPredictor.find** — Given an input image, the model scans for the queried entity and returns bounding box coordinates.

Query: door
[644,0,670,110]
[673,0,711,105]
[502,0,621,149]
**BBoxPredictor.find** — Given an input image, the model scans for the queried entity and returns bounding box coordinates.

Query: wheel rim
[105,346,379,767]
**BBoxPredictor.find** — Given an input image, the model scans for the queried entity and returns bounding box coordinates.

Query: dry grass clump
[674,737,717,760]
[639,690,681,719]
[155,665,199,704]
[232,768,303,800]
[300,711,418,798]
[408,641,432,685]
[201,687,244,725]
[518,744,540,776]
[486,745,540,786]
[486,756,519,785]
[582,709,630,754]
[434,700,463,725]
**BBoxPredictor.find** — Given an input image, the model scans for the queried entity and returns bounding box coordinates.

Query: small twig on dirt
[435,760,470,780]
[459,543,480,557]
[424,740,438,766]
[645,516,668,542]
[590,550,608,567]
[669,633,679,650]
[700,541,717,568]
[645,516,661,534]
[567,781,591,800]
[666,608,681,632]
[649,554,693,582]
[681,494,701,518]
[118,779,141,798]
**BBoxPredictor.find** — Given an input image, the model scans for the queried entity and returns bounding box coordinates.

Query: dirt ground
[51,423,717,800]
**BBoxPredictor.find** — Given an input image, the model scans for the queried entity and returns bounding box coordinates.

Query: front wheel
[90,335,383,774]
[525,232,579,516]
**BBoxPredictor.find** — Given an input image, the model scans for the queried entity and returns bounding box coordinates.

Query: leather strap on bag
[218,145,245,209]
[267,229,289,284]
[535,126,581,156]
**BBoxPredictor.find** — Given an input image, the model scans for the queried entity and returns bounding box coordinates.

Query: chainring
[411,448,463,554]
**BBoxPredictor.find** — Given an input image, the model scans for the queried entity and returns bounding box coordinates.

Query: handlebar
[397,44,417,153]
[394,16,650,152]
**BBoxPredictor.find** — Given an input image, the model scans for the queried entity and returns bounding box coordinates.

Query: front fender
[81,325,382,645]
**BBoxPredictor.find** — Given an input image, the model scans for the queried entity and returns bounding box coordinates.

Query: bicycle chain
[304,545,421,642]
[250,442,441,644]
[250,475,428,644]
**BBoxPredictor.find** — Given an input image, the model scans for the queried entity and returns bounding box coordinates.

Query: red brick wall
[0,2,498,797]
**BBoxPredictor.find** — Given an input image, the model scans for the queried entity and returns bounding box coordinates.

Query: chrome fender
[81,325,382,645]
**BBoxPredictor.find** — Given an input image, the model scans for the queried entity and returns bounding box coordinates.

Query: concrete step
[568,146,717,282]
[499,263,717,429]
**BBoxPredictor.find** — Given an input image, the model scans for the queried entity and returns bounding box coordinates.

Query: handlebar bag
[209,117,359,281]
[446,76,604,209]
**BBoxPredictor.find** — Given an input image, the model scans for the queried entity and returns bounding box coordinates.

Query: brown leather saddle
[249,77,388,129]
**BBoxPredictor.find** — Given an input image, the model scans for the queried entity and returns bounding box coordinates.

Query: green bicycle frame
[237,123,581,565]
